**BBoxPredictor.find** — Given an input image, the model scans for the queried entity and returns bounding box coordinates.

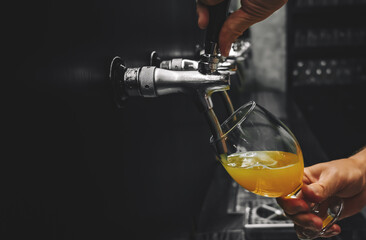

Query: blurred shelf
[289,4,366,15]
[286,2,366,160]
[289,46,366,58]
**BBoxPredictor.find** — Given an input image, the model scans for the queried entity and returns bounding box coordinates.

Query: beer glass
[210,101,343,239]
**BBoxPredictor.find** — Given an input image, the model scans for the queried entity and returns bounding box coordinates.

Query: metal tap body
[110,57,230,155]
[123,66,229,110]
[160,57,236,73]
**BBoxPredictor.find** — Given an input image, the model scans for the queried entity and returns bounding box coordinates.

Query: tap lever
[150,51,161,67]
[205,0,231,56]
[199,0,231,74]
[109,56,128,108]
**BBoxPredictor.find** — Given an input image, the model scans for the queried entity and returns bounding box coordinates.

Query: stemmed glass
[210,101,343,239]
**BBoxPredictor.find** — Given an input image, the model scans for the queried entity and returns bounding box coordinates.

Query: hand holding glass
[210,101,343,239]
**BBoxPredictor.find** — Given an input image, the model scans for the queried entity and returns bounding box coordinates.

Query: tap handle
[205,0,231,55]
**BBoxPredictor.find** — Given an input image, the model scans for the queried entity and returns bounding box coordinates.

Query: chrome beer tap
[151,37,251,78]
[109,56,230,155]
[196,0,233,155]
[154,52,237,74]
[109,0,233,155]
[109,56,229,102]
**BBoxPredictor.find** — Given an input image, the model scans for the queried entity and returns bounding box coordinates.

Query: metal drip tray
[228,183,298,240]
[244,198,293,229]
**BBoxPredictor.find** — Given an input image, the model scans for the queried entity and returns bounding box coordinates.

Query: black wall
[5,1,220,239]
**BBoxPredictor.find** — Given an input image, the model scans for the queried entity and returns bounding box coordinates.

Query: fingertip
[322,224,341,238]
[196,3,209,29]
[296,213,323,231]
[219,42,231,57]
[197,14,209,29]
[276,197,310,216]
[218,9,250,57]
[329,223,341,233]
[218,28,235,57]
[198,19,207,30]
[294,214,325,239]
[311,215,323,231]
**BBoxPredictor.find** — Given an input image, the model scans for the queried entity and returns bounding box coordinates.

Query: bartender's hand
[196,0,288,56]
[277,147,366,238]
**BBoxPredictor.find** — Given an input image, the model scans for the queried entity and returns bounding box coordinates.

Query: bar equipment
[150,38,251,74]
[109,55,230,154]
[110,0,233,155]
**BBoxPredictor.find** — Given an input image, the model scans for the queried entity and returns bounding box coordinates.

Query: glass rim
[210,100,257,143]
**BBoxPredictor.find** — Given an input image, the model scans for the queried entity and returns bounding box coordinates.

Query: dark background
[4,0,217,239]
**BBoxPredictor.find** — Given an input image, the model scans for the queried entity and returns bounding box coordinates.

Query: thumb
[219,0,288,56]
[301,182,338,203]
[219,9,253,56]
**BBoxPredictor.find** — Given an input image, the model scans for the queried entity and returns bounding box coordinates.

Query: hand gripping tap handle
[205,0,231,55]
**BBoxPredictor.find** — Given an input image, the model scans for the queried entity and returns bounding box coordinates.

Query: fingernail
[295,205,307,213]
[327,230,341,236]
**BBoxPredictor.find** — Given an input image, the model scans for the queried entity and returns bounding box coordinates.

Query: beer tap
[197,0,233,155]
[109,56,229,154]
[109,0,233,155]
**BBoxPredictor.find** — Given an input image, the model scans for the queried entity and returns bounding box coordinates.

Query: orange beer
[221,150,304,197]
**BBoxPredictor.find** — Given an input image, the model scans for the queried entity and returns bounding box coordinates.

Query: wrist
[349,146,366,187]
[350,146,366,165]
